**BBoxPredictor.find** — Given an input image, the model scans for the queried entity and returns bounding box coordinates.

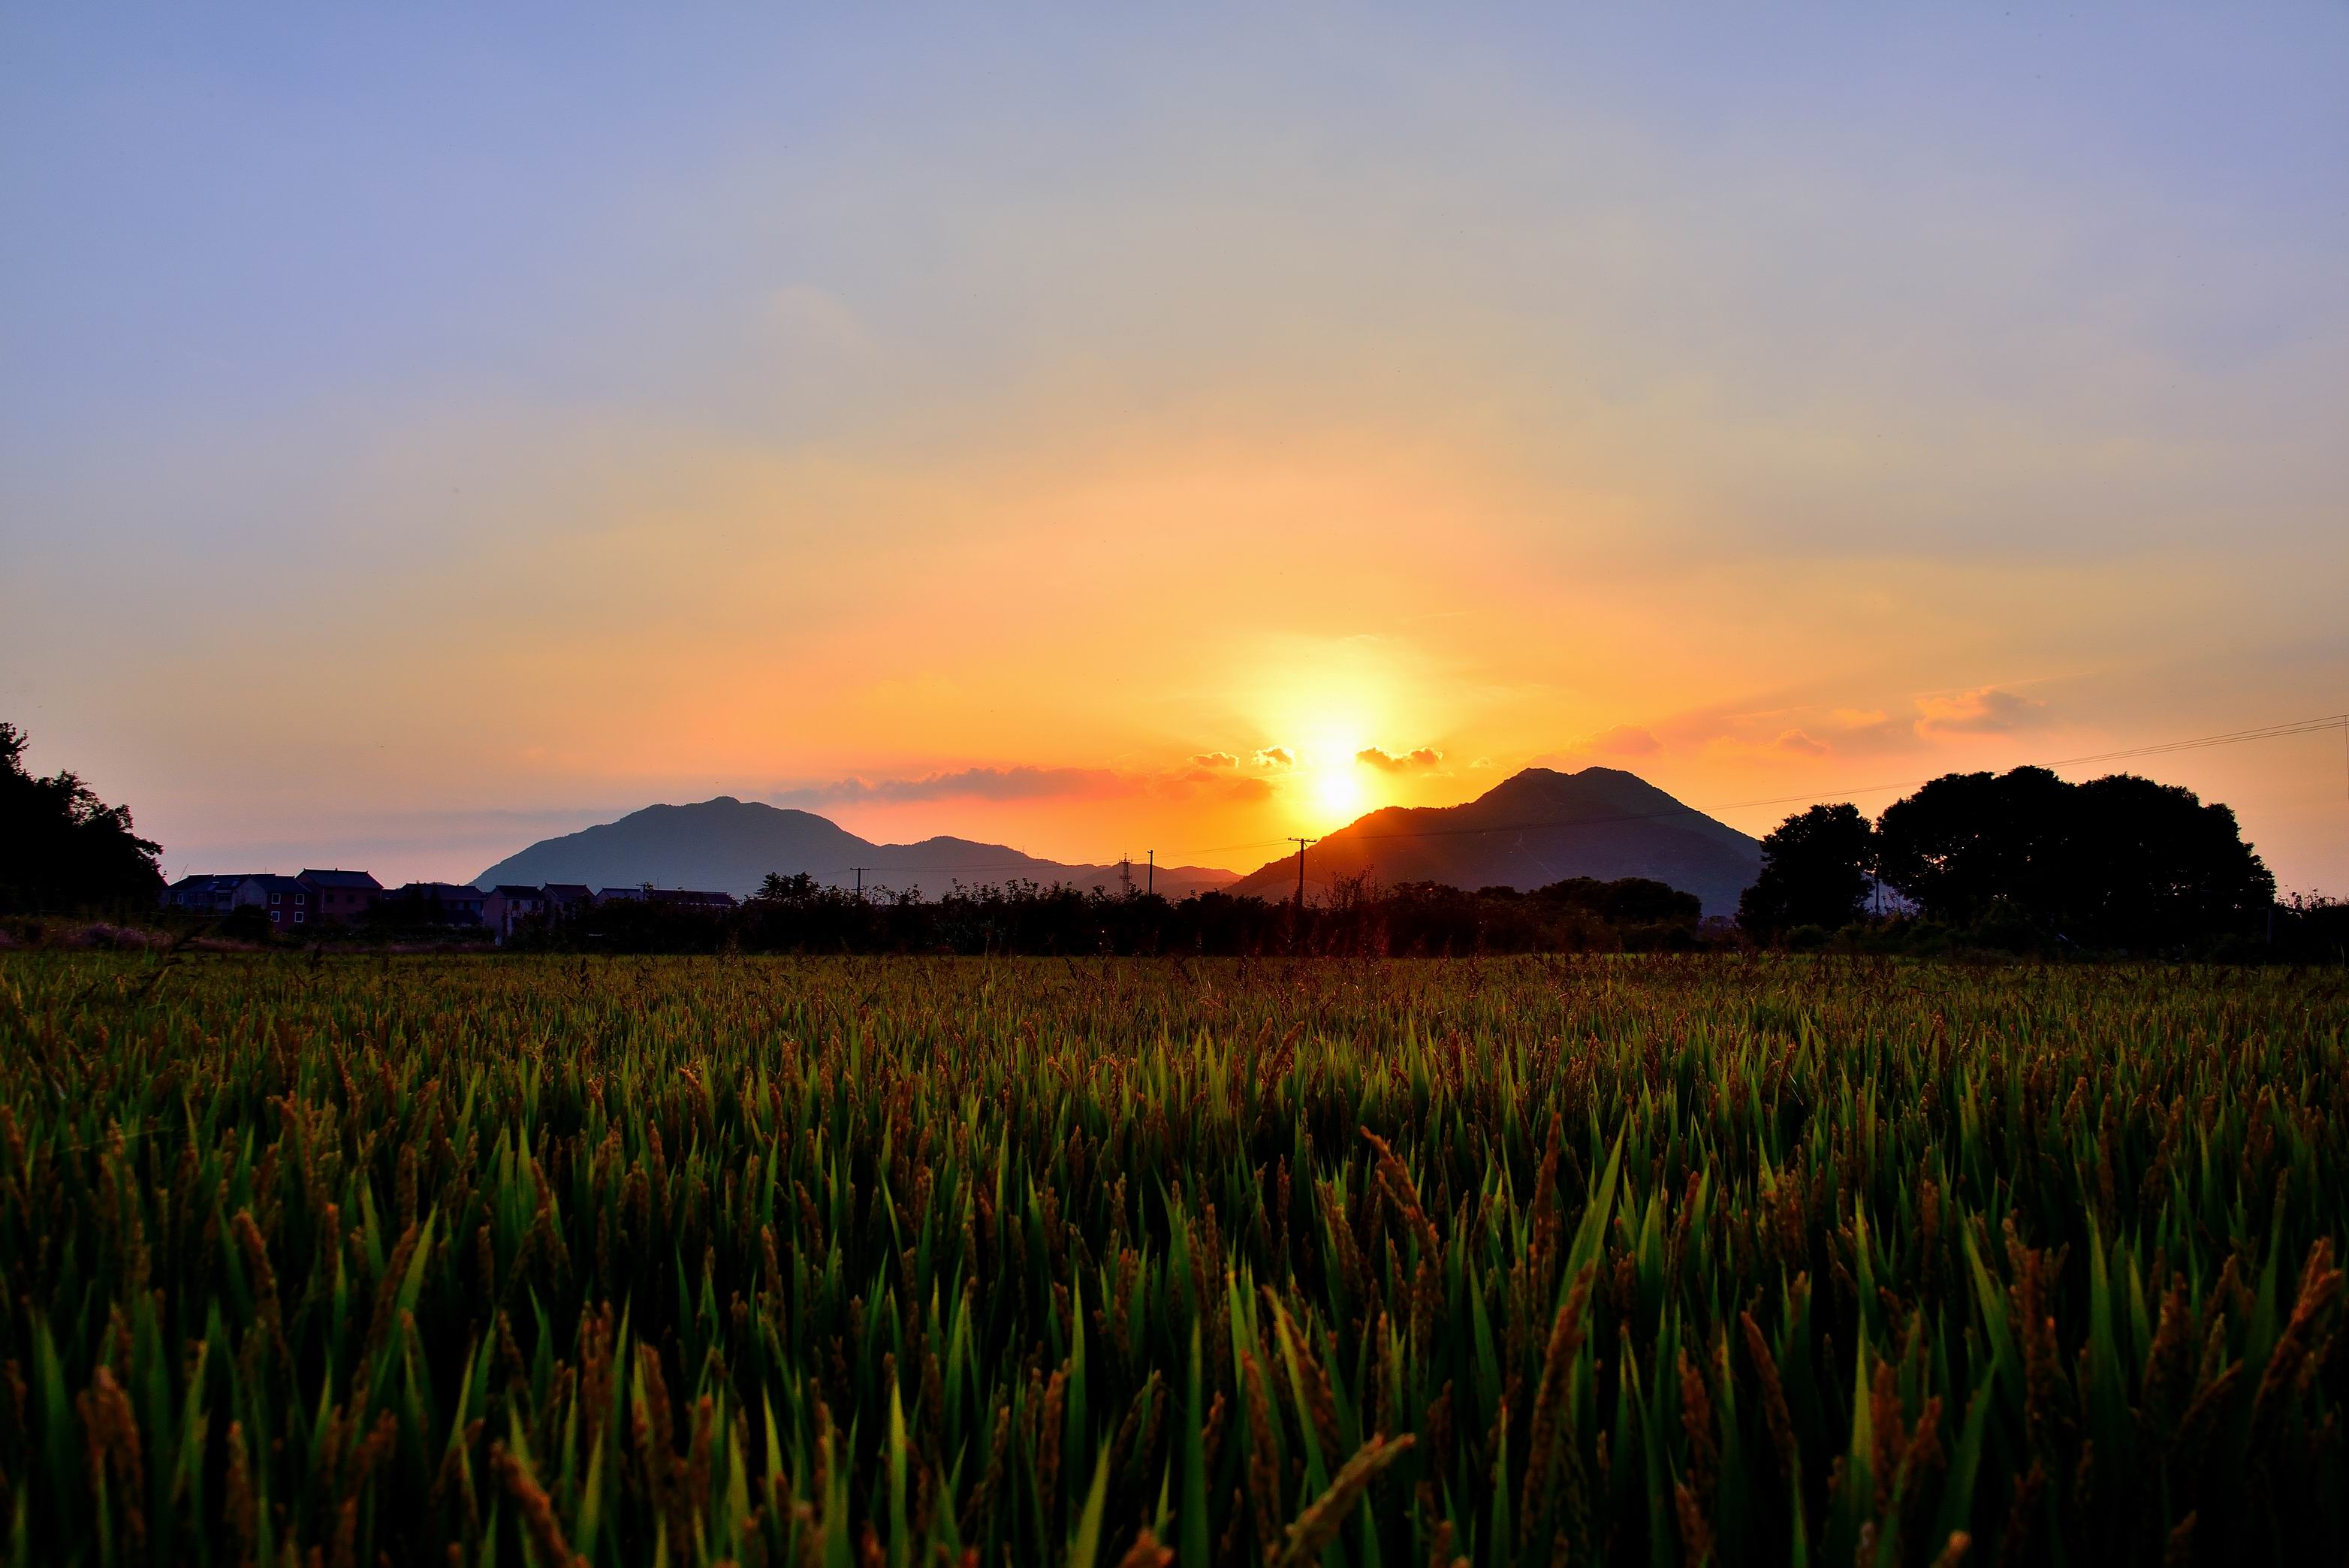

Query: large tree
[1738,802,1875,936]
[1871,766,2075,927]
[1874,765,2272,948]
[2063,773,2273,947]
[0,722,164,913]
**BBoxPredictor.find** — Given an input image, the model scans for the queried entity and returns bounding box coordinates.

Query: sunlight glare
[1312,762,1367,825]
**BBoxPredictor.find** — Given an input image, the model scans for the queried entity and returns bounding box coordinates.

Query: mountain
[1223,767,1763,915]
[473,797,1237,899]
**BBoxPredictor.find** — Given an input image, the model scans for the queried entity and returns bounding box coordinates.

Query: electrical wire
[614,712,2349,892]
[1220,710,2349,864]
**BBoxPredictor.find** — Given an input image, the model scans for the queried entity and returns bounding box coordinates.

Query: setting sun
[1309,757,1368,825]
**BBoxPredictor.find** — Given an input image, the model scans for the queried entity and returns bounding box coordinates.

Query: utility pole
[1289,837,1316,911]
[1146,849,1154,897]
[851,867,870,901]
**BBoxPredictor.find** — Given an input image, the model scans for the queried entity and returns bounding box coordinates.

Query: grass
[0,951,2343,1565]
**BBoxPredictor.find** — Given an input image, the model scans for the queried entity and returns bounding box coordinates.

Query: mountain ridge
[1223,766,1761,915]
[474,767,1763,914]
[472,796,1238,898]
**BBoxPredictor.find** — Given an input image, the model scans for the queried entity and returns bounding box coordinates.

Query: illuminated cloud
[1914,686,2047,738]
[781,756,1293,810]
[776,767,1144,805]
[6,10,2343,892]
[1775,729,1830,757]
[1583,725,1663,758]
[1355,745,1443,772]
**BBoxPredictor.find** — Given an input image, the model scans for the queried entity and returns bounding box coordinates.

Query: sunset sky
[5,6,2344,890]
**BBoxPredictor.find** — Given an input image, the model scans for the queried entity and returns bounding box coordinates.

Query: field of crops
[1,952,2344,1566]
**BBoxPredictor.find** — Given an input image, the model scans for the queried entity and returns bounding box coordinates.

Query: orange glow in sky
[3,9,2343,891]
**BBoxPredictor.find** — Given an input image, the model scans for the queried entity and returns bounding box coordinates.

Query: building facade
[161,874,265,915]
[298,868,381,924]
[245,874,313,930]
[481,885,549,942]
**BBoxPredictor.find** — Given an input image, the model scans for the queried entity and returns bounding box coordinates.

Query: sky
[4,5,2345,891]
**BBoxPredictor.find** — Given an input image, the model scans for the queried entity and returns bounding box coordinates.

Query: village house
[161,873,267,915]
[541,883,595,912]
[245,873,312,929]
[163,868,384,927]
[299,868,381,923]
[481,885,549,942]
[164,873,726,934]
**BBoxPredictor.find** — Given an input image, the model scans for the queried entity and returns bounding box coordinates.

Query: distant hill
[1223,767,1762,915]
[473,797,1237,899]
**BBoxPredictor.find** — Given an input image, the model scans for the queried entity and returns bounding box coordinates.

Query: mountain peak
[1230,764,1759,915]
[473,801,1238,900]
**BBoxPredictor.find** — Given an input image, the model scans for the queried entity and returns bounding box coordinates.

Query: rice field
[2,951,2344,1566]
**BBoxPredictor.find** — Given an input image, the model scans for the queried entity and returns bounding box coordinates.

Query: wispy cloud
[1582,725,1663,758]
[1914,686,2048,737]
[775,766,1144,806]
[1190,751,1238,768]
[776,758,1283,807]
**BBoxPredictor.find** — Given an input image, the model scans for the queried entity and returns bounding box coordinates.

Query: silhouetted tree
[1875,765,2272,948]
[513,870,1726,957]
[1873,767,2075,927]
[0,722,164,913]
[1539,876,1701,924]
[1738,803,1874,936]
[2062,773,2272,946]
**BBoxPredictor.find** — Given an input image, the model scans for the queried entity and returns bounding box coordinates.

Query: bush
[220,905,273,943]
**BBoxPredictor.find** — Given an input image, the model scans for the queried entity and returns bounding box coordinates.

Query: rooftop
[299,868,381,889]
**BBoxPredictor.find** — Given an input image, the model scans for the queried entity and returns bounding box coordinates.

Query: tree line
[0,722,163,914]
[1737,764,2305,954]
[509,871,1713,957]
[5,719,2341,959]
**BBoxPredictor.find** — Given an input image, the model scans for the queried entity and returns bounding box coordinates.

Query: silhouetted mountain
[474,797,1236,899]
[1223,767,1761,915]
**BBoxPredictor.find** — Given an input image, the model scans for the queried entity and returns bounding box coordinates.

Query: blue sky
[5,5,2344,886]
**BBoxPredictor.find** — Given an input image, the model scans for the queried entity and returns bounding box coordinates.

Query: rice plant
[0,951,2341,1564]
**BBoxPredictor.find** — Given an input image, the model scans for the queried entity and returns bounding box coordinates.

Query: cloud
[1582,724,1663,757]
[1253,746,1295,769]
[776,753,1292,808]
[1914,686,2047,737]
[775,766,1144,806]
[1774,728,1830,756]
[1190,751,1239,768]
[1527,721,1665,771]
[1355,745,1443,772]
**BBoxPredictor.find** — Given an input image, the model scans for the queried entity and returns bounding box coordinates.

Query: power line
[1238,710,2349,861]
[752,711,2344,891]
